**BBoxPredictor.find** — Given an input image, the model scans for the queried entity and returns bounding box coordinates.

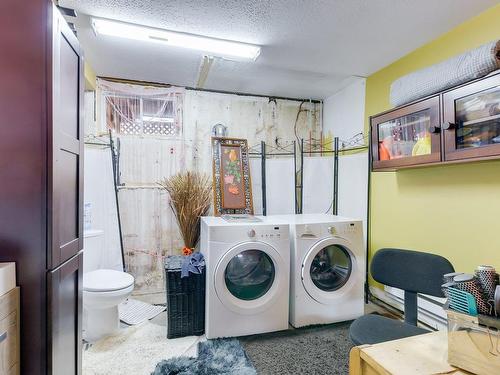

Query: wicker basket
[165,255,205,339]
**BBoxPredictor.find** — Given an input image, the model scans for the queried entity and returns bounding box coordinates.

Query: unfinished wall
[88,84,321,302]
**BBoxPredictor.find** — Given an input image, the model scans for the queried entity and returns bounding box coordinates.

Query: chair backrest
[371,248,454,325]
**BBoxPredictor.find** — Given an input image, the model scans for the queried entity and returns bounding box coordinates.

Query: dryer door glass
[310,245,352,292]
[225,250,275,301]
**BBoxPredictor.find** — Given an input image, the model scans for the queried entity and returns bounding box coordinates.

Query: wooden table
[349,331,472,375]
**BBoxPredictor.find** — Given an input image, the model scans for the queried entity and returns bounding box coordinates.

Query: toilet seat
[83,269,134,292]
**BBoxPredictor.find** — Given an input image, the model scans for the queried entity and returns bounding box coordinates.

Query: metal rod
[293,140,297,214]
[365,129,372,304]
[249,152,295,156]
[261,141,267,216]
[116,137,121,186]
[99,75,321,104]
[299,138,304,214]
[108,130,126,272]
[304,145,368,154]
[84,141,111,147]
[333,137,339,215]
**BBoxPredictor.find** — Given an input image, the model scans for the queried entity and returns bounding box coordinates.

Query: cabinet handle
[429,125,441,134]
[442,122,456,130]
[0,331,7,343]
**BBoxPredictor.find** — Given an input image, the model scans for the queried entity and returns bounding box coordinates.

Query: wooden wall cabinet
[371,96,441,170]
[371,70,500,170]
[0,2,84,374]
[443,73,500,161]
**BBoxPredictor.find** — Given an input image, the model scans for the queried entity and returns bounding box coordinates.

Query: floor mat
[152,339,256,375]
[83,322,201,375]
[119,299,166,325]
[239,321,354,375]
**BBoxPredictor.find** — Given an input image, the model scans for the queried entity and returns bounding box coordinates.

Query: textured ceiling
[60,0,498,99]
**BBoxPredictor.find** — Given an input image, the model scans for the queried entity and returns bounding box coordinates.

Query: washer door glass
[310,245,352,292]
[224,250,275,301]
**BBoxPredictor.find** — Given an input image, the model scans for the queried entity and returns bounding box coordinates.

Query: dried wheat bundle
[158,172,212,250]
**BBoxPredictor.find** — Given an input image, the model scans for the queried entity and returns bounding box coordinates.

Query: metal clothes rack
[299,136,368,215]
[249,140,296,215]
[249,137,368,216]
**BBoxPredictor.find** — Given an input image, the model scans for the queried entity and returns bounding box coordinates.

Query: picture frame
[211,137,253,216]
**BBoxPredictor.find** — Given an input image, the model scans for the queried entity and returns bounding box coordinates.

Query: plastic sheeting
[249,159,263,215]
[266,158,295,215]
[84,146,123,272]
[250,158,295,215]
[337,153,368,244]
[302,156,334,214]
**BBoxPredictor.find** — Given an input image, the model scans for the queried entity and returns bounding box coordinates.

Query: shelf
[380,117,430,129]
[461,113,500,126]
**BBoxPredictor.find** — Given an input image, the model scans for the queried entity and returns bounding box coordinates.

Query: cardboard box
[447,310,500,375]
[0,262,16,297]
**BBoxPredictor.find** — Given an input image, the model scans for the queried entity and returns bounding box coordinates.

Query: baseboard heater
[370,286,448,330]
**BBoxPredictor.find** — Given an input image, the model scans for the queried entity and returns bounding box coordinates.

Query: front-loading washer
[272,214,365,328]
[200,216,290,339]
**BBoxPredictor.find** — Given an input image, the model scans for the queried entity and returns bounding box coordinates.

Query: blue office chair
[349,248,454,345]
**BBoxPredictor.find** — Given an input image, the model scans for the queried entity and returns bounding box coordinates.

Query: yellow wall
[366,4,500,285]
[84,61,97,90]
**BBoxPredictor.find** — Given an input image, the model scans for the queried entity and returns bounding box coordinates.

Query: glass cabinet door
[443,73,500,161]
[371,96,441,170]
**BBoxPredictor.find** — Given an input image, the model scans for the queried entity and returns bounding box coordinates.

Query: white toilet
[83,229,135,342]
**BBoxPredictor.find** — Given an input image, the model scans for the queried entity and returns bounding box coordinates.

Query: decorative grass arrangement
[159,172,212,253]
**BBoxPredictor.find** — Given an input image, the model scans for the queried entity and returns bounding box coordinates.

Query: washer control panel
[208,224,289,242]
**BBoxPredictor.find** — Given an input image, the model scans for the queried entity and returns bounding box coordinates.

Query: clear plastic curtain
[96,79,186,302]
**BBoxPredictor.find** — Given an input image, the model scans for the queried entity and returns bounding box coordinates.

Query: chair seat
[349,314,429,345]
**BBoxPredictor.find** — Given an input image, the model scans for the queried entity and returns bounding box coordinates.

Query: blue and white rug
[152,339,256,375]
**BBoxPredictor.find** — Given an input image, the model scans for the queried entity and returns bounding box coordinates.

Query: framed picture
[211,137,253,216]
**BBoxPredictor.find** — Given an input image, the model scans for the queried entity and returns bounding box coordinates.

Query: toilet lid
[83,269,134,292]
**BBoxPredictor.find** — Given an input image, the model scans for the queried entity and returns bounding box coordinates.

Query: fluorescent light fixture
[91,18,261,60]
[142,116,174,123]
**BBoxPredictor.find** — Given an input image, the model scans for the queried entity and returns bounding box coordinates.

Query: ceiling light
[91,18,261,61]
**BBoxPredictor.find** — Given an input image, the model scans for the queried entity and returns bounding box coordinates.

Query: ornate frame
[211,137,253,216]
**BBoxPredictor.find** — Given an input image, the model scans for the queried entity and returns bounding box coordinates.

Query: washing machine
[274,214,365,328]
[200,216,290,339]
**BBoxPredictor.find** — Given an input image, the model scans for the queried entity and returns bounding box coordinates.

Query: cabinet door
[48,252,83,375]
[49,7,84,267]
[443,73,500,161]
[371,96,441,170]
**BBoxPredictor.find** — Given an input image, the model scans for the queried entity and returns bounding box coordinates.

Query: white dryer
[274,214,365,328]
[200,216,290,339]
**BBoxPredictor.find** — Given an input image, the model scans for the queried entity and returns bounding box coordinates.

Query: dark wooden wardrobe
[0,1,84,374]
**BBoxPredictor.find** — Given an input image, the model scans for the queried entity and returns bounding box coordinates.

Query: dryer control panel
[298,221,361,238]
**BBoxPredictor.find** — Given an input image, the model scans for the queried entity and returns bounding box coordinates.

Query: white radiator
[370,286,448,330]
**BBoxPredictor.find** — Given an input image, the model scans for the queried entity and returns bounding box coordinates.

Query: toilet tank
[83,229,104,273]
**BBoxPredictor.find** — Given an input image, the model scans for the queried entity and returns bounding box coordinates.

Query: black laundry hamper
[165,255,206,339]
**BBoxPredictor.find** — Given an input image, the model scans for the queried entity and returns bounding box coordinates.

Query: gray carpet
[239,321,353,375]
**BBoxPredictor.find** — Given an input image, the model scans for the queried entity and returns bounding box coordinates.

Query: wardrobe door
[47,252,83,375]
[49,7,84,268]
